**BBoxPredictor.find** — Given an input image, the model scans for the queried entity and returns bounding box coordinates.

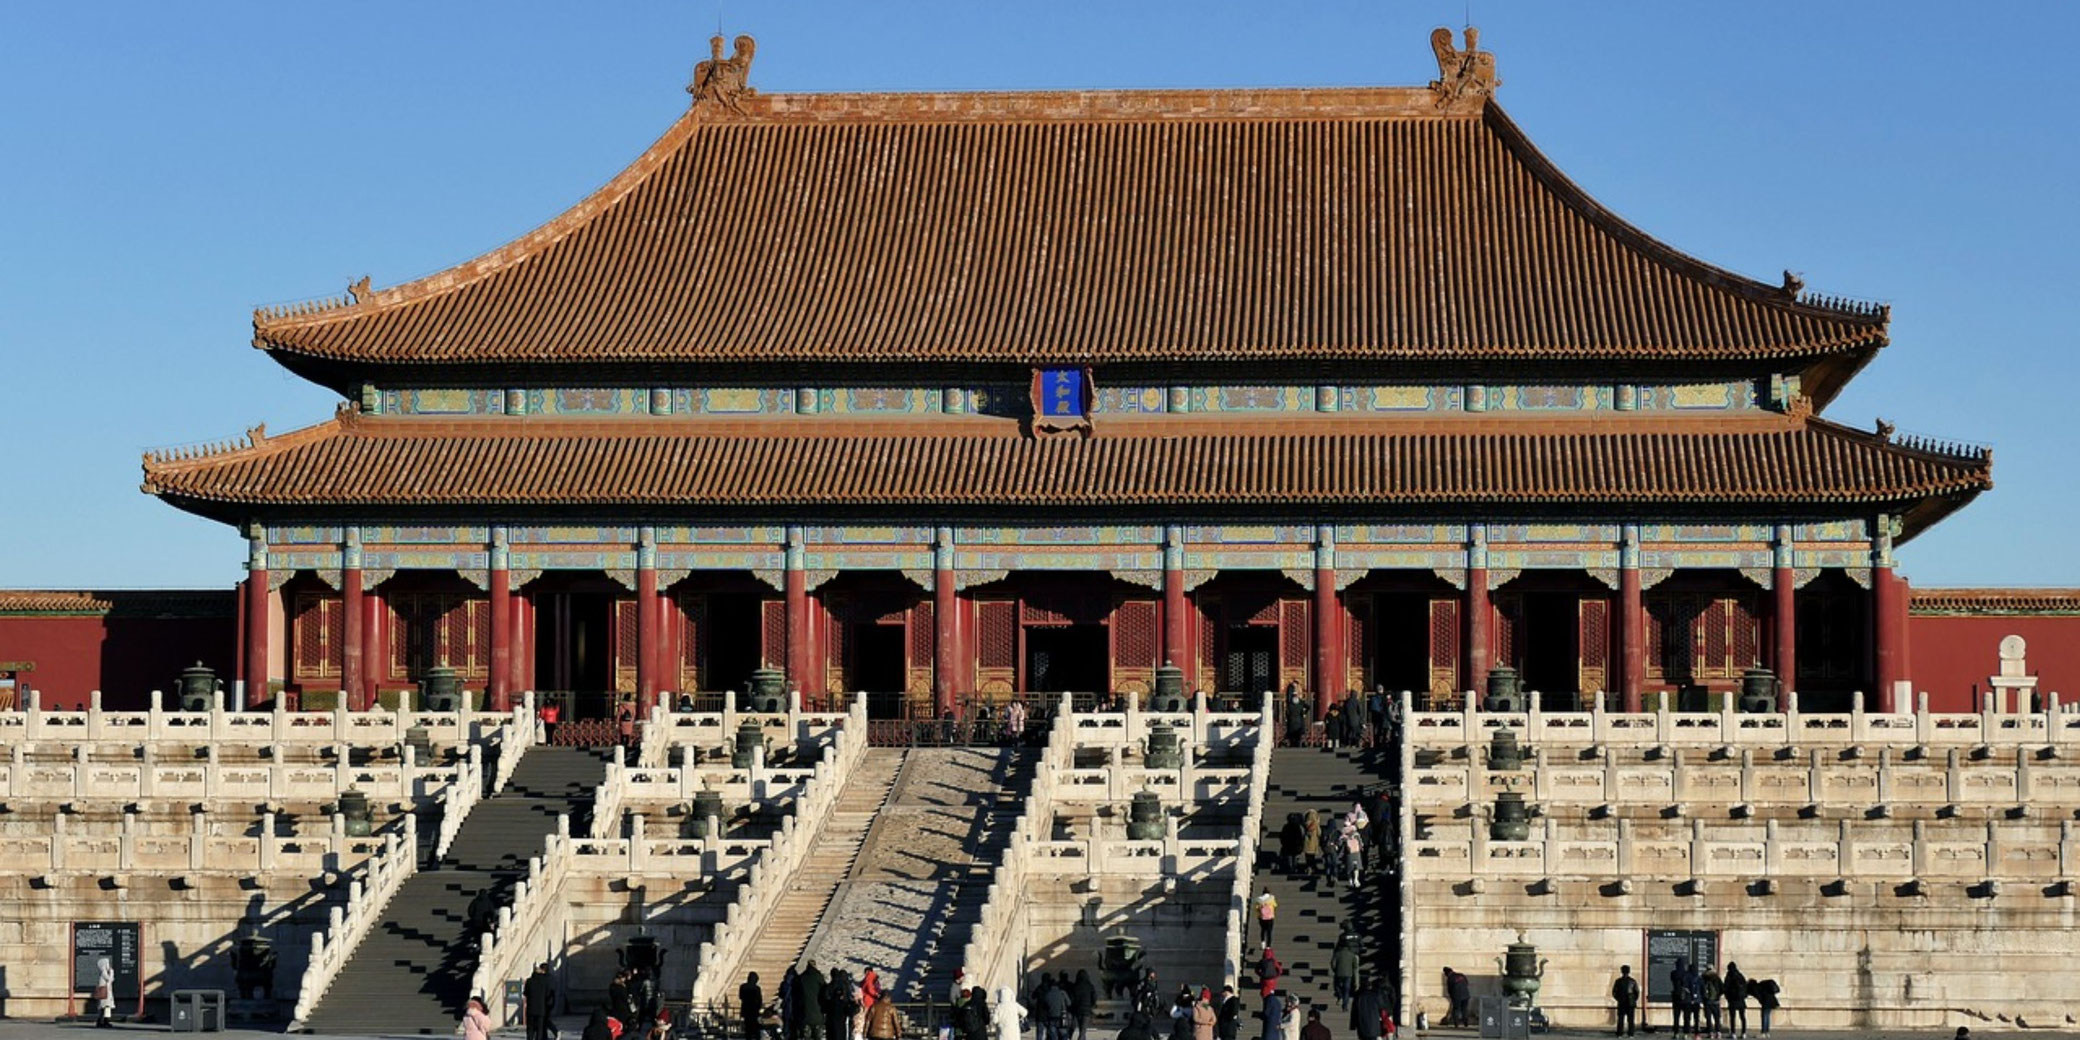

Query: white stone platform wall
[1400,692,2080,1030]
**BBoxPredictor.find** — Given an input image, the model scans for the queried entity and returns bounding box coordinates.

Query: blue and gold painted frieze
[805,527,933,545]
[1335,524,1470,544]
[1488,550,1624,570]
[954,550,1163,572]
[801,551,935,571]
[1182,550,1316,570]
[657,551,785,571]
[363,550,493,572]
[957,527,1165,546]
[1336,549,1465,571]
[1183,525,1314,545]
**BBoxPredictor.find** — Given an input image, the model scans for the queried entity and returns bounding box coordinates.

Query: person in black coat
[1350,977,1386,1040]
[797,964,827,1040]
[1071,970,1100,1040]
[1722,963,1749,1038]
[524,962,557,1040]
[964,989,992,1040]
[582,1009,614,1040]
[1118,1010,1156,1040]
[1215,986,1242,1040]
[741,973,766,1040]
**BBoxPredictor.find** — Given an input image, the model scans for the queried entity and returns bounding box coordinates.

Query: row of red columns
[237,521,1909,713]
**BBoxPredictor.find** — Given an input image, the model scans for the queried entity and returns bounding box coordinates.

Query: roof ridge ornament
[347,275,374,307]
[689,34,757,113]
[1429,26,1499,109]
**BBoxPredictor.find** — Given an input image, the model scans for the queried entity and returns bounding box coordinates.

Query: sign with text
[72,922,143,1005]
[1037,368,1086,418]
[1644,928,1717,1003]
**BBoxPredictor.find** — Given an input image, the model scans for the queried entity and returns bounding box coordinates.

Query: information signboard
[1644,929,1718,1003]
[72,921,144,1014]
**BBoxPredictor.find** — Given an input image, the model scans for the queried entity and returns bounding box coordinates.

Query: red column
[785,570,809,694]
[233,577,248,701]
[1873,566,1905,712]
[1314,570,1338,718]
[1620,567,1644,713]
[361,582,384,709]
[1772,566,1796,697]
[935,567,959,715]
[341,567,365,709]
[636,565,660,714]
[244,561,270,708]
[1164,571,1189,686]
[1466,568,1490,698]
[488,569,511,711]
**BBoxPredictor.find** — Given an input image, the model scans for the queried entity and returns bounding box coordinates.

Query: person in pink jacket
[462,996,493,1040]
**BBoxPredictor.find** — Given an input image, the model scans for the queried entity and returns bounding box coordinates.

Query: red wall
[0,595,234,710]
[1909,614,2080,712]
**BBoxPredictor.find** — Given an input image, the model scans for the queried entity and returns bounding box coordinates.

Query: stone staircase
[302,746,609,1035]
[736,748,908,986]
[1253,746,1396,1022]
[799,747,1040,1001]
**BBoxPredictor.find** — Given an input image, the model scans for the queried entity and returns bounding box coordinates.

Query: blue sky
[1,2,2074,589]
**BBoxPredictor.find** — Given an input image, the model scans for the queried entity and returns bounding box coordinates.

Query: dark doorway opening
[1373,594,1432,694]
[1521,592,1579,708]
[1025,624,1109,694]
[538,591,613,713]
[707,593,763,695]
[848,623,908,717]
[1224,626,1278,694]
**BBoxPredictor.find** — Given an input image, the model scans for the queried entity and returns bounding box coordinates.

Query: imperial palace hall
[139,29,1991,721]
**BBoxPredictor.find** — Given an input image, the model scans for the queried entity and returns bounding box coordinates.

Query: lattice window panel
[1428,597,1460,696]
[1113,600,1157,669]
[1579,598,1610,669]
[1197,598,1221,686]
[1279,599,1309,677]
[292,592,344,682]
[1699,599,1730,677]
[1731,597,1762,669]
[977,600,1017,670]
[1578,598,1610,696]
[909,601,934,670]
[1346,599,1371,692]
[760,599,787,668]
[613,599,640,692]
[676,593,707,689]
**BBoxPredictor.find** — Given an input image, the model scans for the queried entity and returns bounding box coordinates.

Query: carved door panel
[1578,597,1610,700]
[1279,599,1310,693]
[1111,599,1158,695]
[907,601,934,697]
[293,592,345,684]
[1346,597,1371,694]
[975,599,1018,695]
[612,599,639,693]
[1428,597,1460,698]
[677,593,706,692]
[760,599,787,670]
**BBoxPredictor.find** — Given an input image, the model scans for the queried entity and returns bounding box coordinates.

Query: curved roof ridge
[1481,104,1888,332]
[253,106,707,333]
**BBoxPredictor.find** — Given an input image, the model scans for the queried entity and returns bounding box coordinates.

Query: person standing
[1216,986,1242,1040]
[1750,978,1779,1038]
[1283,686,1308,747]
[780,967,800,1040]
[741,972,766,1040]
[1300,1009,1331,1040]
[1193,990,1219,1040]
[1072,970,1100,1040]
[797,963,827,1040]
[1255,890,1278,946]
[1043,972,1074,1040]
[863,990,904,1040]
[1301,811,1323,876]
[1610,965,1639,1037]
[1331,932,1360,1011]
[1258,988,1286,1040]
[1700,965,1723,1039]
[1721,964,1748,1039]
[1350,976,1386,1040]
[1668,959,1693,1039]
[962,989,990,1040]
[462,996,493,1040]
[525,962,558,1040]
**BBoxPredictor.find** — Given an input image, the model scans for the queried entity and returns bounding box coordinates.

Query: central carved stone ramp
[1254,746,1395,1021]
[798,746,1039,1001]
[736,748,909,987]
[303,745,609,1035]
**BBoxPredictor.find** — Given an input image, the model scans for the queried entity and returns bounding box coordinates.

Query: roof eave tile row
[141,414,1989,513]
[247,91,1884,368]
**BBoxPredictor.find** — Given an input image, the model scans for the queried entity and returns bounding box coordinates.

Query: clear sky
[1,2,2073,590]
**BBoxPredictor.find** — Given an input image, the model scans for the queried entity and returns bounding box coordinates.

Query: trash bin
[172,989,225,1032]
